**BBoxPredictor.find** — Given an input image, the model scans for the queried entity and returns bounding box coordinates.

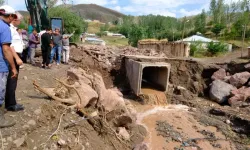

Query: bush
[190,41,205,56]
[128,24,146,47]
[48,7,87,42]
[207,42,227,56]
[96,31,107,37]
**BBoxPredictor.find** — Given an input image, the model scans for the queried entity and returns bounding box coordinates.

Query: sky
[5,0,239,18]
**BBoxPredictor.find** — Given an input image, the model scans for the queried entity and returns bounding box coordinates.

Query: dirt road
[193,49,249,64]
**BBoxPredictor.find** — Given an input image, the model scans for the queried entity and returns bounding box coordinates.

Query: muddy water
[141,88,167,105]
[135,105,236,150]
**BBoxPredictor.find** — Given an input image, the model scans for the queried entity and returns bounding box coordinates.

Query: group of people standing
[40,28,73,68]
[0,5,73,128]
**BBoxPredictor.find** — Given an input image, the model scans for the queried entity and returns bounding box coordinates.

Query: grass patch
[225,40,250,48]
[101,36,128,46]
[87,22,104,34]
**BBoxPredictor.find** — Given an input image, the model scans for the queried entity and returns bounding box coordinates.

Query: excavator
[25,0,77,48]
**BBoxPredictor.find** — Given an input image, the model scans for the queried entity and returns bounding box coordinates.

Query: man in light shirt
[62,31,74,64]
[5,11,24,111]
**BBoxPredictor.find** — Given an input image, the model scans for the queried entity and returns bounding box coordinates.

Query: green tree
[216,0,225,24]
[48,7,87,42]
[100,23,109,32]
[128,24,145,47]
[211,24,225,38]
[207,41,227,55]
[119,25,130,38]
[47,0,58,8]
[210,0,217,23]
[194,9,206,34]
[239,0,250,57]
[0,0,4,6]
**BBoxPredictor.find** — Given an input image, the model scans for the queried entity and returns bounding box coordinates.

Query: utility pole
[241,24,247,58]
[181,19,189,41]
[181,18,189,53]
[172,30,175,41]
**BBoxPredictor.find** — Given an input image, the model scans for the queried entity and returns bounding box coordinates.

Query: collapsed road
[1,44,250,150]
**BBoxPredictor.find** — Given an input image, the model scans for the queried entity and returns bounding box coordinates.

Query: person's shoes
[0,109,15,128]
[41,64,45,69]
[45,66,51,69]
[56,63,60,66]
[6,104,24,112]
[19,65,24,69]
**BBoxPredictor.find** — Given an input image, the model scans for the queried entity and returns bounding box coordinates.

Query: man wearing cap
[0,5,18,128]
[4,11,25,111]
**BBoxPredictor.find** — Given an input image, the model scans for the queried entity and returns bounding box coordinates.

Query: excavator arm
[25,0,49,32]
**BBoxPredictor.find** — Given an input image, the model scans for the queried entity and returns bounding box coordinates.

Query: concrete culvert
[125,57,170,96]
[142,66,169,92]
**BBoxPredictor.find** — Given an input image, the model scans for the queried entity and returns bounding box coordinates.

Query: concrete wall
[125,56,171,96]
[138,42,190,57]
[125,58,141,95]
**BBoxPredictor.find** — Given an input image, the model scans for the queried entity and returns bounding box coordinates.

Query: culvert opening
[141,66,168,92]
[140,66,169,105]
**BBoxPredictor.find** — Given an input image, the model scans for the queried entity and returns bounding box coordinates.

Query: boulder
[66,68,99,108]
[211,68,226,81]
[228,86,250,106]
[75,82,98,108]
[117,127,130,140]
[244,63,250,70]
[92,73,125,112]
[115,115,133,128]
[13,136,25,147]
[209,80,236,103]
[67,68,125,112]
[133,143,149,150]
[67,68,93,86]
[99,88,125,112]
[229,72,250,88]
[223,76,231,83]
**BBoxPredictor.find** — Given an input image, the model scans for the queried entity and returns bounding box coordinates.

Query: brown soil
[2,46,250,150]
[70,47,114,88]
[141,88,167,105]
[132,104,236,150]
[1,60,133,150]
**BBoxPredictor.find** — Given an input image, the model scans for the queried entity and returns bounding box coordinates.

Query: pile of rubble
[33,67,147,149]
[78,45,167,69]
[209,64,250,107]
[120,46,167,57]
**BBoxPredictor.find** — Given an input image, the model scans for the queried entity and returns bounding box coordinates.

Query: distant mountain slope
[18,10,29,17]
[19,4,125,23]
[71,4,124,23]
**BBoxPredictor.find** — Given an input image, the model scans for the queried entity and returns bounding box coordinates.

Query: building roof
[177,35,218,43]
[85,37,104,42]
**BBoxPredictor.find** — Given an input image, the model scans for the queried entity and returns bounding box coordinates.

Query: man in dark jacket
[41,27,53,68]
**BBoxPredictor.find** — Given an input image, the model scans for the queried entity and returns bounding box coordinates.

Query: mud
[2,45,250,150]
[70,48,115,88]
[141,88,167,105]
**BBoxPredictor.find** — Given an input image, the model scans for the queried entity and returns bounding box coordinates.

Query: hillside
[18,10,29,17]
[19,4,125,23]
[71,4,124,23]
